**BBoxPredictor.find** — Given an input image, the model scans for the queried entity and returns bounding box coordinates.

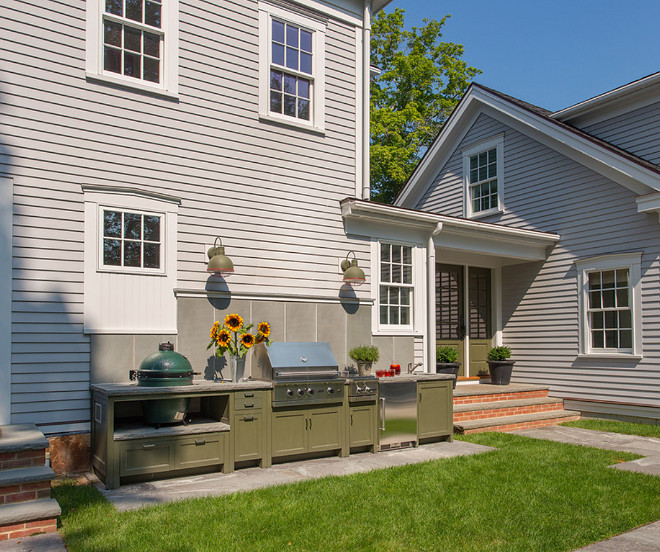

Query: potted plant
[436,346,460,389]
[349,345,380,376]
[487,346,514,385]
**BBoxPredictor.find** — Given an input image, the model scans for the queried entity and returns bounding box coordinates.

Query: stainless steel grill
[253,342,345,406]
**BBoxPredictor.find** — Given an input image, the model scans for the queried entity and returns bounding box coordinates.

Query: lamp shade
[341,255,365,287]
[207,238,234,275]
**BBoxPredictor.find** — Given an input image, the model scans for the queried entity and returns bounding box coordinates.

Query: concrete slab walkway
[94,440,492,512]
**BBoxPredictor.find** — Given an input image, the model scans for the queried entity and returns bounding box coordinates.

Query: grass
[53,433,660,552]
[562,418,660,439]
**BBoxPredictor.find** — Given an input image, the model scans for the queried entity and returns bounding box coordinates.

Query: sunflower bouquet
[207,313,272,359]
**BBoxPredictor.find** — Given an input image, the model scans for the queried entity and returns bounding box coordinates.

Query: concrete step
[453,383,550,406]
[0,467,55,488]
[454,397,565,422]
[0,499,61,540]
[454,409,582,435]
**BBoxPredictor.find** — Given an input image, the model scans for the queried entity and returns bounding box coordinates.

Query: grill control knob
[286,389,294,397]
[327,387,335,394]
[364,386,373,393]
[307,388,315,395]
[356,386,364,394]
[297,388,304,396]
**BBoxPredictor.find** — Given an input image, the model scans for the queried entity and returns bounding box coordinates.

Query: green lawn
[54,433,660,552]
[562,418,660,439]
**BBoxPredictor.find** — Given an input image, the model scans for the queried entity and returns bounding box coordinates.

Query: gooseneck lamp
[341,251,366,286]
[207,237,234,276]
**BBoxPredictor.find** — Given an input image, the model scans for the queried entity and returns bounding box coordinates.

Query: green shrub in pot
[486,346,514,385]
[349,345,380,376]
[436,346,460,389]
[487,346,511,361]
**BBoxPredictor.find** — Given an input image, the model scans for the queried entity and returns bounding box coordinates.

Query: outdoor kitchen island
[91,374,454,490]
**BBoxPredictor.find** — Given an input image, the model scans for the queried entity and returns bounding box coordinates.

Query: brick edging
[0,518,57,541]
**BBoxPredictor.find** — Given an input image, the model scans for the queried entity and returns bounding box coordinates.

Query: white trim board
[0,177,12,425]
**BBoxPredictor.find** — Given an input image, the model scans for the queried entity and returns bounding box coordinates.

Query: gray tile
[285,302,316,342]
[90,334,133,383]
[178,297,215,381]
[246,301,285,377]
[371,336,393,372]
[346,303,372,353]
[317,303,347,368]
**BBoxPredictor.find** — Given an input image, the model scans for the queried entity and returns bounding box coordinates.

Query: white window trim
[258,2,326,133]
[576,252,642,358]
[86,0,180,97]
[97,205,166,276]
[462,134,504,219]
[371,240,425,336]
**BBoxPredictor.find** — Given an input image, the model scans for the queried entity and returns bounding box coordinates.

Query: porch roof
[340,198,560,264]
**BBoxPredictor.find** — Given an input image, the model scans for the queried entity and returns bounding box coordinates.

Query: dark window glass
[270,70,282,91]
[300,52,312,74]
[124,51,141,78]
[300,29,312,52]
[124,213,142,240]
[145,1,161,28]
[380,243,390,261]
[286,47,298,70]
[298,78,309,99]
[144,32,160,57]
[104,46,121,74]
[620,330,632,349]
[592,330,604,348]
[103,239,121,265]
[270,91,282,113]
[143,215,160,241]
[124,27,142,52]
[389,306,399,325]
[126,0,143,22]
[286,24,298,47]
[283,94,296,117]
[401,306,410,325]
[103,210,122,237]
[104,21,122,47]
[380,306,387,325]
[272,42,284,66]
[105,0,122,16]
[297,99,309,120]
[272,20,285,43]
[283,74,296,94]
[144,243,160,268]
[124,241,141,267]
[143,57,159,83]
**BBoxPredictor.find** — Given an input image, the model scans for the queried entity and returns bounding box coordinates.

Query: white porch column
[426,223,443,373]
[0,177,13,425]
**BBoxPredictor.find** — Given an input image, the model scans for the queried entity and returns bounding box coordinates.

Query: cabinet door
[349,404,376,448]
[233,414,264,462]
[176,433,225,469]
[418,382,453,439]
[308,407,342,452]
[272,410,307,457]
[120,439,174,477]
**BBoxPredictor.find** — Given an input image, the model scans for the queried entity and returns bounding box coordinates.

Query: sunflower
[256,332,266,344]
[217,329,231,347]
[224,313,243,332]
[257,321,271,337]
[210,321,220,341]
[240,333,256,349]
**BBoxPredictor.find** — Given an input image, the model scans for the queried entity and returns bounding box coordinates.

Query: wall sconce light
[207,237,234,276]
[341,251,365,286]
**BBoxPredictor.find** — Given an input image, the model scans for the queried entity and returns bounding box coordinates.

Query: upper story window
[462,135,504,218]
[576,253,642,357]
[259,2,326,132]
[379,243,413,327]
[86,0,179,96]
[101,209,162,271]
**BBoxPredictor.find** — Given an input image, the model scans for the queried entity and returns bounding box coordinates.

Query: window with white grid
[379,243,413,327]
[462,135,504,218]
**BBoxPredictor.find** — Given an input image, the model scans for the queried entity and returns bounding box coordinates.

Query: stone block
[285,302,316,342]
[317,303,347,367]
[90,335,133,384]
[178,297,216,380]
[346,304,372,354]
[371,336,393,372]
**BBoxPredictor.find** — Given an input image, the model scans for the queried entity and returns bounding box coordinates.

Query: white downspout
[361,1,372,200]
[426,223,443,373]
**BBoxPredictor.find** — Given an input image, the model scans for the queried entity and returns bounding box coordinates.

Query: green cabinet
[417,380,453,441]
[349,403,377,450]
[272,405,344,459]
[231,390,268,467]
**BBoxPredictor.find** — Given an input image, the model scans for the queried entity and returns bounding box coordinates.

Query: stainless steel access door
[378,381,417,449]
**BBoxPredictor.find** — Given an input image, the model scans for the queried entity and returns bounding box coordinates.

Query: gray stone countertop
[377,373,454,383]
[91,380,273,396]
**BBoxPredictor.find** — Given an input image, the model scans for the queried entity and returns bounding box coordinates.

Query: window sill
[468,208,503,220]
[373,329,422,337]
[86,73,180,101]
[576,353,642,361]
[259,113,325,135]
[97,268,167,277]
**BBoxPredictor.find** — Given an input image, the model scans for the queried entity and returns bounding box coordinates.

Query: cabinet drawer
[120,439,174,477]
[234,392,264,411]
[175,433,225,469]
[233,414,264,462]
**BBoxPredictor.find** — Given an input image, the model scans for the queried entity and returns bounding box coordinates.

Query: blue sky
[386,0,660,112]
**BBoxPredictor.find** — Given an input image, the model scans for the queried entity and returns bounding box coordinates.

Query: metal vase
[228,355,246,382]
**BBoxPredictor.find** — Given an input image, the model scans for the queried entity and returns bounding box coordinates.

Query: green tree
[370,9,480,204]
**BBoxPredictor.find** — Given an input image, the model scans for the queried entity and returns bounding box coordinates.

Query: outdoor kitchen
[90,341,454,489]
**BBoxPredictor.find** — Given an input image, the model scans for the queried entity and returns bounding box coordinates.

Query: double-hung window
[462,135,504,217]
[379,243,414,328]
[86,0,179,95]
[259,3,326,131]
[576,253,642,357]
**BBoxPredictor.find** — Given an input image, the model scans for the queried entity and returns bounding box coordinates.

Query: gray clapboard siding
[417,110,660,410]
[581,101,660,166]
[3,0,365,430]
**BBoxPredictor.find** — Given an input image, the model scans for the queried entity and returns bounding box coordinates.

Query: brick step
[454,410,581,435]
[454,383,550,406]
[453,397,565,422]
[0,466,55,506]
[0,499,61,541]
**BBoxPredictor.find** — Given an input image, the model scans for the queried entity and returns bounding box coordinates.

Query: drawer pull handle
[244,403,254,408]
[244,393,254,398]
[243,416,254,422]
[142,444,156,449]
[195,439,206,446]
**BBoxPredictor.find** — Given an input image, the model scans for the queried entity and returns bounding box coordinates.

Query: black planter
[487,360,515,385]
[436,362,460,389]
